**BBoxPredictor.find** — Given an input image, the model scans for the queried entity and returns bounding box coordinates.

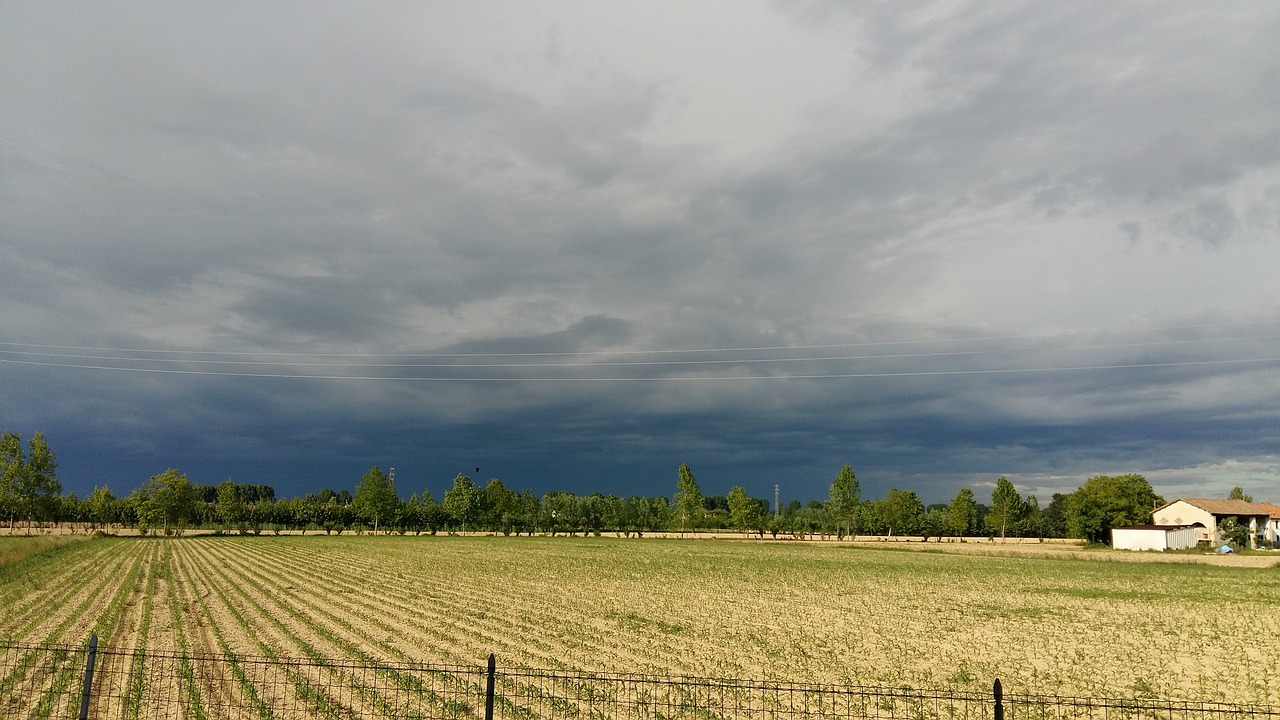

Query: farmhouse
[1111,525,1197,551]
[1256,503,1280,546]
[1151,498,1273,548]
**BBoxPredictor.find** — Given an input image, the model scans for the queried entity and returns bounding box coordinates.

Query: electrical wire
[2,320,1277,381]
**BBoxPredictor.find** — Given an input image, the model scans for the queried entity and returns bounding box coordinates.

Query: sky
[3,1,1280,507]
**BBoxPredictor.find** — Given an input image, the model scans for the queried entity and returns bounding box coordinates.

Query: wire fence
[1,638,1275,720]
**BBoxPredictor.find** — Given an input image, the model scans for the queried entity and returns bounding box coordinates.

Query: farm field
[2,535,1278,708]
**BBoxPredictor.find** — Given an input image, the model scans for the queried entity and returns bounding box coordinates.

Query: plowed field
[2,535,1276,706]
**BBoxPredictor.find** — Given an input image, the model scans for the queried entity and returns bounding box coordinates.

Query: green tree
[1217,516,1250,547]
[727,485,762,534]
[922,507,947,540]
[877,488,924,537]
[0,431,21,524]
[1066,474,1163,545]
[443,473,481,531]
[402,493,427,535]
[1040,493,1070,538]
[483,478,520,534]
[827,465,861,539]
[1228,486,1254,503]
[580,493,607,535]
[131,469,196,535]
[217,479,248,533]
[641,496,673,534]
[674,464,702,534]
[945,488,978,538]
[87,485,117,529]
[0,431,61,530]
[985,476,1027,539]
[1019,495,1044,538]
[352,466,400,533]
[858,499,882,535]
[541,491,578,535]
[516,490,541,535]
[318,497,355,535]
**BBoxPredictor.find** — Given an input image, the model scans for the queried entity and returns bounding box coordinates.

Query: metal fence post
[993,678,1003,720]
[485,653,496,720]
[78,634,99,720]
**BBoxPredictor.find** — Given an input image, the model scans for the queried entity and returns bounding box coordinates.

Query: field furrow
[0,540,128,637]
[3,535,1278,708]
[179,541,401,719]
[244,539,682,673]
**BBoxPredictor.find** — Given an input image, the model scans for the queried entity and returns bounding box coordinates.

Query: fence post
[485,653,496,720]
[78,633,98,720]
[993,678,1003,720]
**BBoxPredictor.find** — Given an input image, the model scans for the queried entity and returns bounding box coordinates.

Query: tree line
[2,430,1164,542]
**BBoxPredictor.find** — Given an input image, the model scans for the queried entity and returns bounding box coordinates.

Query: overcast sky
[3,1,1279,506]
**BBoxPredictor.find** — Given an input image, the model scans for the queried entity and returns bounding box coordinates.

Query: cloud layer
[3,1,1279,504]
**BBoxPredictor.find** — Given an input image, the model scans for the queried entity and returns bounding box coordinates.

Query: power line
[2,355,1277,381]
[0,333,1274,366]
[1,318,1276,359]
[2,334,1277,369]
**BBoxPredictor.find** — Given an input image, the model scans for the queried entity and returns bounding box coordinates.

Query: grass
[0,535,93,570]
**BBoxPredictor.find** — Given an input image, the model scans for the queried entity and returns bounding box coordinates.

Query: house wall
[1153,501,1215,543]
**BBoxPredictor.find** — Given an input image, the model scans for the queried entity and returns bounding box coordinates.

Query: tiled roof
[1254,503,1280,520]
[1173,498,1274,516]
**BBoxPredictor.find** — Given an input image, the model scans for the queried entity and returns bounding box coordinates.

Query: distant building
[1254,503,1280,546]
[1151,498,1273,548]
[1111,525,1197,551]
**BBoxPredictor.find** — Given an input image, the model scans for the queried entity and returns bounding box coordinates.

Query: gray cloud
[3,1,1280,503]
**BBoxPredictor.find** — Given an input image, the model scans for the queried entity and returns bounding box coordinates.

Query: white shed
[1111,525,1197,551]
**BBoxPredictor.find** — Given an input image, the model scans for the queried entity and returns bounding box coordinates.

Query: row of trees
[54,468,684,537]
[0,431,61,529]
[0,429,1173,543]
[761,468,1163,544]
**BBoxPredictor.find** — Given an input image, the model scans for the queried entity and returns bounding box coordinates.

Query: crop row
[1,539,152,718]
[4,536,1279,708]
[168,540,625,719]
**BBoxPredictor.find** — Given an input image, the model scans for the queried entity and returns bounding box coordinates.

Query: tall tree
[0,431,61,530]
[217,479,248,532]
[0,431,21,524]
[674,464,703,534]
[827,465,861,540]
[353,466,400,533]
[483,478,520,534]
[1228,486,1253,503]
[946,488,978,538]
[87,486,117,529]
[1040,493,1070,538]
[442,473,481,531]
[131,469,196,535]
[877,488,924,537]
[727,485,761,534]
[985,476,1027,539]
[1066,474,1163,545]
[541,491,578,535]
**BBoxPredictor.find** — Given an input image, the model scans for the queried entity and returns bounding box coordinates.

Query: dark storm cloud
[3,1,1279,503]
